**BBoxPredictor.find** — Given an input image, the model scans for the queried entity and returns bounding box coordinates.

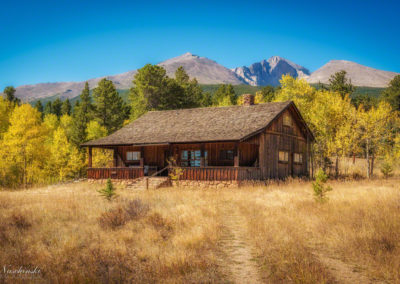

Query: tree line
[1,65,400,187]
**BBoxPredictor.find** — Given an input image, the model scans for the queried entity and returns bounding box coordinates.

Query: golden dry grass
[331,156,400,178]
[235,178,400,283]
[0,183,223,283]
[0,178,399,283]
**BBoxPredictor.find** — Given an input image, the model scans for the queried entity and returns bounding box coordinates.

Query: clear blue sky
[0,0,399,89]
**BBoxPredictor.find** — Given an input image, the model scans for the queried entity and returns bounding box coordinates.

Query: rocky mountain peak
[232,56,310,86]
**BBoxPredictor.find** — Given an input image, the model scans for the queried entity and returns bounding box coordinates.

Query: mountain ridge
[306,60,398,88]
[10,53,399,102]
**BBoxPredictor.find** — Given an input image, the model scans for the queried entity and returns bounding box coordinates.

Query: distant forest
[29,83,385,108]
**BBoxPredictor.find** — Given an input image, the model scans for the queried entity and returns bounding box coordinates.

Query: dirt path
[217,203,263,284]
[312,249,384,284]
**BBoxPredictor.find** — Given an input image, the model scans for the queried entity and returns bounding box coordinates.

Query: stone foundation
[88,178,266,189]
[87,179,138,186]
[172,180,239,189]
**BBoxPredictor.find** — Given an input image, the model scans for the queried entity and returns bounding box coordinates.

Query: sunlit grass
[0,178,399,283]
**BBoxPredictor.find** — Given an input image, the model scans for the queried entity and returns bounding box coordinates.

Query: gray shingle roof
[82,101,295,146]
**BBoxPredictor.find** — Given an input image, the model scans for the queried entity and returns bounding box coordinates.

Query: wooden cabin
[82,95,314,181]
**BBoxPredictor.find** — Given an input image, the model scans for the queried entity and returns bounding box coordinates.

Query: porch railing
[87,166,261,181]
[87,167,144,179]
[169,166,262,181]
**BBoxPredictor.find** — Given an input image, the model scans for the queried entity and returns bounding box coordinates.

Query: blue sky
[0,0,399,89]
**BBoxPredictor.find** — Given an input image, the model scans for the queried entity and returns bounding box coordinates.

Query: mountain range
[11,53,399,102]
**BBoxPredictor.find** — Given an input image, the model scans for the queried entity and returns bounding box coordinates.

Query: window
[181,150,208,167]
[294,153,303,164]
[219,149,234,160]
[127,151,140,161]
[283,114,292,127]
[278,151,289,162]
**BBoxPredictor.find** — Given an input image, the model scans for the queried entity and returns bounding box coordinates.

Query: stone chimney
[242,94,255,106]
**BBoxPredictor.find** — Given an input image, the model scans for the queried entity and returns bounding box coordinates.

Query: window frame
[219,149,235,161]
[293,153,303,164]
[283,113,292,127]
[278,150,289,163]
[126,151,141,161]
[181,150,207,167]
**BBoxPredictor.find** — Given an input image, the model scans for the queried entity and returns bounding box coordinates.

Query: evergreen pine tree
[212,84,236,106]
[34,100,44,117]
[328,70,355,98]
[61,98,71,115]
[71,82,93,146]
[129,64,169,120]
[92,79,126,133]
[260,86,276,102]
[44,101,53,116]
[3,86,21,105]
[52,98,62,117]
[98,178,117,201]
[175,67,202,108]
[382,75,400,111]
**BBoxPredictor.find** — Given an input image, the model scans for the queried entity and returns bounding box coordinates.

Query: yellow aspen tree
[86,120,113,167]
[356,101,395,178]
[254,91,265,104]
[1,104,47,187]
[274,75,316,121]
[47,127,84,181]
[60,114,74,140]
[43,113,59,134]
[0,97,12,137]
[47,127,71,181]
[275,75,357,176]
[307,89,355,175]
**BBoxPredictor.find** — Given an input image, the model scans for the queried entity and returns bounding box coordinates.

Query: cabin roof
[82,101,314,146]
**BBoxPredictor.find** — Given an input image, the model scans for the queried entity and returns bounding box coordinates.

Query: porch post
[200,143,205,167]
[113,147,118,167]
[306,134,309,177]
[234,142,239,167]
[88,147,92,168]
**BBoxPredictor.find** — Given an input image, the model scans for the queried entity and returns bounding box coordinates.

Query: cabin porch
[86,141,261,181]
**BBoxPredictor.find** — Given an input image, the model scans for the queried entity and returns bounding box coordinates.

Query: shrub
[99,199,150,229]
[380,160,393,179]
[124,199,150,219]
[98,178,117,201]
[99,207,128,229]
[9,212,32,229]
[148,212,173,239]
[312,169,332,203]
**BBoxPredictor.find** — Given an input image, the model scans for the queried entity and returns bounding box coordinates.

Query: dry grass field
[0,178,399,283]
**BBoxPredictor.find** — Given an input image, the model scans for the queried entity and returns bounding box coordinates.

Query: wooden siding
[87,167,144,179]
[169,142,258,167]
[170,167,262,181]
[115,145,168,169]
[258,107,309,179]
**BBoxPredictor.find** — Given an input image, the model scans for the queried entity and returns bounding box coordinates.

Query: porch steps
[126,177,170,190]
